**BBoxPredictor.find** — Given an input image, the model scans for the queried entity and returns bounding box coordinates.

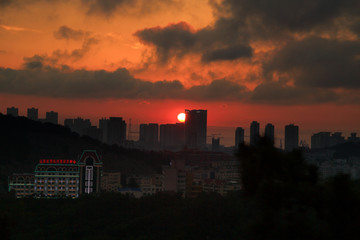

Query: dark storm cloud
[54,26,88,40]
[134,22,197,63]
[0,67,179,98]
[23,55,45,70]
[264,37,360,89]
[187,79,249,101]
[1,65,359,103]
[0,0,11,7]
[250,81,339,105]
[82,0,134,16]
[350,21,360,36]
[82,0,181,17]
[0,0,64,9]
[135,0,360,64]
[0,66,251,100]
[201,45,252,62]
[218,0,360,32]
[134,22,253,63]
[0,0,181,17]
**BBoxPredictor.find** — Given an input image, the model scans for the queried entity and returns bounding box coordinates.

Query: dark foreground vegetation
[1,139,360,239]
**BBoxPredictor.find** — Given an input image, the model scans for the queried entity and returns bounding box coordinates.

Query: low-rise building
[34,159,79,198]
[8,173,35,198]
[101,172,122,192]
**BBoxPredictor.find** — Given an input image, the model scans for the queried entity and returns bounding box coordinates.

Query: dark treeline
[1,138,360,239]
[0,114,170,194]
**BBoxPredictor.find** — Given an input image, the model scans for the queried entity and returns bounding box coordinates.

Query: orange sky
[0,0,359,142]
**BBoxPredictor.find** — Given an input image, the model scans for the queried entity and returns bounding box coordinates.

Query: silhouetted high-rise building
[27,107,38,121]
[348,133,360,143]
[100,117,126,145]
[74,117,91,134]
[285,124,299,151]
[64,117,91,135]
[7,107,18,117]
[185,109,207,149]
[212,137,220,152]
[64,119,74,129]
[235,127,244,149]
[331,132,345,146]
[311,132,345,149]
[250,121,260,146]
[85,126,103,141]
[311,132,331,149]
[139,123,159,148]
[99,118,109,143]
[265,123,275,144]
[46,111,58,125]
[160,123,185,150]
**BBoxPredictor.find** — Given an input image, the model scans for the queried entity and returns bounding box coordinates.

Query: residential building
[27,107,38,121]
[101,172,122,192]
[6,107,18,117]
[185,109,207,149]
[46,111,58,125]
[160,123,185,150]
[235,127,244,149]
[285,124,299,151]
[99,117,126,145]
[265,123,275,144]
[139,123,159,149]
[250,121,260,146]
[8,173,35,198]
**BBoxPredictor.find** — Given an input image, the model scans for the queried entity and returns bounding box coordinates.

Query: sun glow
[177,113,186,122]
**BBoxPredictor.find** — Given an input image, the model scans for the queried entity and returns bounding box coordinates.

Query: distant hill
[0,114,169,194]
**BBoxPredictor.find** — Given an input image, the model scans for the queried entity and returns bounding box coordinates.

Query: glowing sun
[177,113,186,122]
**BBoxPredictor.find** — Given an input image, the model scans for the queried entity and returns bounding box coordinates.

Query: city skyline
[2,105,359,149]
[0,0,359,134]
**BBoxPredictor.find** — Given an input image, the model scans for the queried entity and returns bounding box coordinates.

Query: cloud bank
[0,65,357,104]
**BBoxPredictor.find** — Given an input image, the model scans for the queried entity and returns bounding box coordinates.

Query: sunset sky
[1,0,359,144]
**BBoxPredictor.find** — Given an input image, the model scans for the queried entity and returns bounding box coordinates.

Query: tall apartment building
[99,117,126,145]
[46,111,58,125]
[27,107,38,121]
[265,123,275,144]
[139,123,159,148]
[6,107,18,117]
[64,117,91,135]
[185,109,207,149]
[250,121,260,146]
[235,127,244,149]
[160,123,185,150]
[285,124,299,151]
